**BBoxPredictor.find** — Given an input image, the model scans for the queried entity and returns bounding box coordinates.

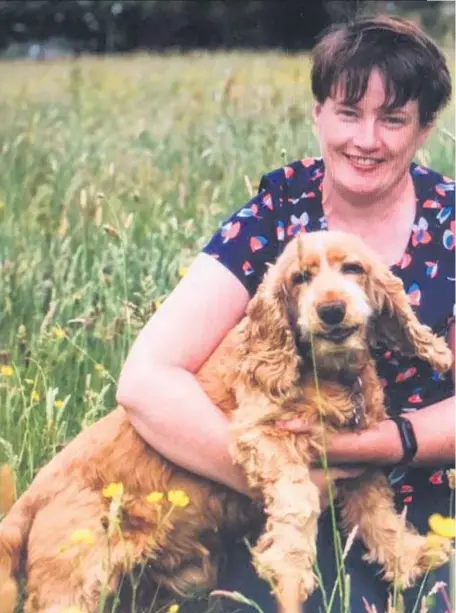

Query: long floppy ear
[237,269,302,405]
[366,267,453,374]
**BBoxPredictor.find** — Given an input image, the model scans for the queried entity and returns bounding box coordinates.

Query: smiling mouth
[344,154,384,168]
[315,325,360,344]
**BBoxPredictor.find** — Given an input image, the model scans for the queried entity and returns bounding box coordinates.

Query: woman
[117,14,455,613]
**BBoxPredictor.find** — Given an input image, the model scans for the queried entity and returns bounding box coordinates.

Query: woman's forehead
[330,69,418,113]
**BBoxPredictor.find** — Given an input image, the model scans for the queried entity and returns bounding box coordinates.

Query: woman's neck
[321,171,416,229]
[321,172,417,266]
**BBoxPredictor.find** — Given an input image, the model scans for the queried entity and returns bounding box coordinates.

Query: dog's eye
[292,270,312,284]
[341,262,365,275]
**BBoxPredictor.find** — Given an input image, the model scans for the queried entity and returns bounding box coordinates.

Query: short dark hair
[311,14,452,126]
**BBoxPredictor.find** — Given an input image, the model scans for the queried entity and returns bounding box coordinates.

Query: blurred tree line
[0,0,453,57]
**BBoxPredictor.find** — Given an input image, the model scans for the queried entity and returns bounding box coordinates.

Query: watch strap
[388,415,418,466]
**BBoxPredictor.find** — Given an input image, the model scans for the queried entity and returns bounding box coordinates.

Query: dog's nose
[317,301,346,325]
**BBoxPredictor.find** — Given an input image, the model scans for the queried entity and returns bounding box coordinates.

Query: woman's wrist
[324,419,404,466]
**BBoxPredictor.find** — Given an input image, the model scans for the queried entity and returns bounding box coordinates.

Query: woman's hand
[310,465,367,510]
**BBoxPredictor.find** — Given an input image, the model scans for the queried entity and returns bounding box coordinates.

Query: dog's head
[277,230,374,366]
[240,230,453,403]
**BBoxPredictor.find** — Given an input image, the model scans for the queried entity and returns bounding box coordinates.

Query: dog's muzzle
[314,324,360,344]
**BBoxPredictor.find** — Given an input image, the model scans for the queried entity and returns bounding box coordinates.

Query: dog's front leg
[230,394,320,613]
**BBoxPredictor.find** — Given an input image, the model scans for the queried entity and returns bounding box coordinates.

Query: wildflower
[102,482,124,500]
[31,391,40,403]
[0,365,13,377]
[54,399,65,410]
[428,513,456,539]
[178,266,188,278]
[70,528,96,546]
[167,490,190,508]
[51,326,66,341]
[146,491,164,504]
[94,363,106,376]
[167,604,179,613]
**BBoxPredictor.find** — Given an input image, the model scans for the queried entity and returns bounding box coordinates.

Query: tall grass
[0,52,454,612]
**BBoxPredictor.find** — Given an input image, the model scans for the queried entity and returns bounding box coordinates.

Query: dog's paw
[381,534,451,590]
[252,531,317,602]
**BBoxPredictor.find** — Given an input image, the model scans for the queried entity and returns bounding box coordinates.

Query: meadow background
[0,47,454,612]
[0,47,455,494]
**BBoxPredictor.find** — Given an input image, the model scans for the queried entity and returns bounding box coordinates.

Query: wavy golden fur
[0,230,453,613]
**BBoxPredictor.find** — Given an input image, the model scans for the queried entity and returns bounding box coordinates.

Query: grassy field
[0,52,454,613]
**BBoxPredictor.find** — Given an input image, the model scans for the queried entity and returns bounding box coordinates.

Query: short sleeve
[201,169,286,296]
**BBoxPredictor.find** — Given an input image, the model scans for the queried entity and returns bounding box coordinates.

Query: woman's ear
[312,101,323,121]
[417,120,435,150]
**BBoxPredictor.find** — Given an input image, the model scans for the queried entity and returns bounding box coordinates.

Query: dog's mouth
[314,325,360,344]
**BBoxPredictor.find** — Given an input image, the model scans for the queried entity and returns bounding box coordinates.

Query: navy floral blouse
[202,157,455,501]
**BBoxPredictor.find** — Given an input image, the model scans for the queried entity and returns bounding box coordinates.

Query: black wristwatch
[388,414,418,466]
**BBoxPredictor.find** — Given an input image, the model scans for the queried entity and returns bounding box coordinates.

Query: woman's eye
[338,109,358,119]
[292,270,312,284]
[384,116,405,126]
[341,262,364,275]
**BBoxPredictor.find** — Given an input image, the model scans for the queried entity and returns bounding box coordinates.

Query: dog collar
[349,376,366,429]
[337,373,366,430]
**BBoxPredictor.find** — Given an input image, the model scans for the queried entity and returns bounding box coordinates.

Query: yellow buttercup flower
[167,604,179,613]
[94,363,106,375]
[178,266,188,278]
[51,326,66,341]
[70,528,96,546]
[54,399,65,409]
[102,482,124,500]
[146,491,164,504]
[0,365,13,377]
[167,490,190,508]
[31,391,40,403]
[428,513,456,539]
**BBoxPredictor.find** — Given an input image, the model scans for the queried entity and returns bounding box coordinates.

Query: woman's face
[312,69,433,202]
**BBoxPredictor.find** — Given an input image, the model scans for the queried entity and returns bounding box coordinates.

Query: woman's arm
[323,394,455,466]
[116,253,252,495]
[279,324,455,467]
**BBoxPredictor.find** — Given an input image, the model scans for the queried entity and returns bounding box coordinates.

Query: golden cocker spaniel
[0,230,452,613]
